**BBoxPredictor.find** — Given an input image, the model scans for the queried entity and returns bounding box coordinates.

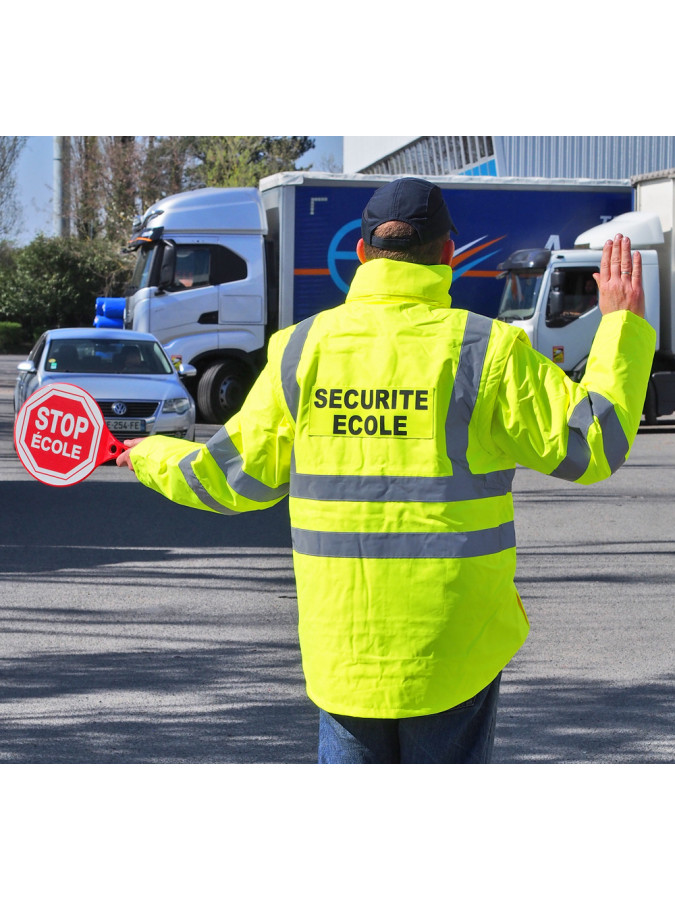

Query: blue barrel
[103,298,125,319]
[93,314,124,329]
[94,297,125,328]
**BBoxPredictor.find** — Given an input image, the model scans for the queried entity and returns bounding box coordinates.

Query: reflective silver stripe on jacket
[289,464,514,503]
[178,451,238,514]
[281,315,319,421]
[291,521,516,560]
[445,313,493,464]
[588,391,630,473]
[444,312,515,499]
[284,310,515,559]
[177,429,289,514]
[550,390,629,481]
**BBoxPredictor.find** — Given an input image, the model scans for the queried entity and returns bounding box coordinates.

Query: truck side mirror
[548,287,563,318]
[158,241,176,291]
[547,270,565,319]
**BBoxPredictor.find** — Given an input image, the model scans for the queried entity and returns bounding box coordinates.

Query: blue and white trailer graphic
[261,172,632,323]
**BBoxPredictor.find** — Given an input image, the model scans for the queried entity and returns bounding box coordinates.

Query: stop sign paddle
[14,382,126,486]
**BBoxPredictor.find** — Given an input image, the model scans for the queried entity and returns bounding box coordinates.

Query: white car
[14,328,197,441]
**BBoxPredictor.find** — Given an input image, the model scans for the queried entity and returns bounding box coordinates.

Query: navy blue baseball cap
[361,177,458,250]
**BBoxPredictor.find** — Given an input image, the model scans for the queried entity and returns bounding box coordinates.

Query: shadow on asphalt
[494,668,675,764]
[2,479,292,555]
[0,642,670,764]
[0,640,317,764]
[1,462,311,764]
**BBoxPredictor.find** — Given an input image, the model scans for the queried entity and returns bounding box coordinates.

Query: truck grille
[97,401,159,417]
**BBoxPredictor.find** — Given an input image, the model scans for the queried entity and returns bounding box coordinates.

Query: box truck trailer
[122,172,632,422]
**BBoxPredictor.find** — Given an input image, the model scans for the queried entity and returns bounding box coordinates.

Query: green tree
[195,136,315,187]
[0,236,133,339]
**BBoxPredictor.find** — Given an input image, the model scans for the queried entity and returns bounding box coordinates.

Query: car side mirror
[178,363,197,378]
[17,360,37,375]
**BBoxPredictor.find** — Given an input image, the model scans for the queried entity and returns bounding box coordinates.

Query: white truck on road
[495,168,675,424]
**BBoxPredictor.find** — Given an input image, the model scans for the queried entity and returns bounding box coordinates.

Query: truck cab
[124,188,271,423]
[496,213,662,382]
[495,247,605,379]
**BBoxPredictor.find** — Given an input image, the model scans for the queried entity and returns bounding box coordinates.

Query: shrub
[0,235,133,339]
[0,321,24,352]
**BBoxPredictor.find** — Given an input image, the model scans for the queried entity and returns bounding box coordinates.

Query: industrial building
[342,136,675,180]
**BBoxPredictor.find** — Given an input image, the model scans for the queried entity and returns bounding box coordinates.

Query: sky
[13,136,344,247]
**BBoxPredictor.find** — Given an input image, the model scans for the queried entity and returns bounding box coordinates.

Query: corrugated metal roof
[358,136,495,176]
[495,136,675,180]
[344,136,675,181]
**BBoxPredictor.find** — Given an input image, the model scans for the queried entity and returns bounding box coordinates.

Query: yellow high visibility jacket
[130,258,656,717]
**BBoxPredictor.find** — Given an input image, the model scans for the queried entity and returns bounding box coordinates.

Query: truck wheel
[643,380,658,426]
[197,361,252,424]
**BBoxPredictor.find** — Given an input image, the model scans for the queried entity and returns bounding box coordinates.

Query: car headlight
[162,397,191,415]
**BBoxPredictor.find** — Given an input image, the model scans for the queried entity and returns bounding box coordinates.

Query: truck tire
[197,361,252,424]
[643,379,658,426]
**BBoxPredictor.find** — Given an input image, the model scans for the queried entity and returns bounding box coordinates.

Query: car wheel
[197,361,252,424]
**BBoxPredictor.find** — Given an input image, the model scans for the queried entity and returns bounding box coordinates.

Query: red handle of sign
[14,382,131,486]
[95,430,126,466]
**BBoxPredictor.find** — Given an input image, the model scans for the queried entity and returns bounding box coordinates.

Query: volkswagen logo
[112,401,127,416]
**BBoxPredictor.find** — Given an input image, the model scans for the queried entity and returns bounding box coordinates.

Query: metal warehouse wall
[355,137,496,177]
[494,136,675,180]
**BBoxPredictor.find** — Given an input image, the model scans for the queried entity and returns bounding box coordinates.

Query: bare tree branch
[61,136,315,243]
[0,137,27,240]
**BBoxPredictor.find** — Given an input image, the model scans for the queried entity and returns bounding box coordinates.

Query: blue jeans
[318,673,501,764]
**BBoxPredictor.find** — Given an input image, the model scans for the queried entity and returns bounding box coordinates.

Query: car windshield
[45,338,173,375]
[496,270,544,321]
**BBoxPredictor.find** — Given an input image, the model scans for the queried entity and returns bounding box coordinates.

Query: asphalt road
[1,355,673,764]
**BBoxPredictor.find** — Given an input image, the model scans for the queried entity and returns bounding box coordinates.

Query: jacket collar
[345,258,453,309]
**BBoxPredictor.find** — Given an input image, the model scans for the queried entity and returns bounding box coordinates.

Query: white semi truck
[495,169,675,425]
[122,172,632,423]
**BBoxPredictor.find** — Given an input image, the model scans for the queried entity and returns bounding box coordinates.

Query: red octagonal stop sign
[14,383,124,486]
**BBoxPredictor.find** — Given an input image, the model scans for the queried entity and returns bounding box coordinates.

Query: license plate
[105,419,146,432]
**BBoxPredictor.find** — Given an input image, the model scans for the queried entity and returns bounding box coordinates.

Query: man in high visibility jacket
[117,178,656,764]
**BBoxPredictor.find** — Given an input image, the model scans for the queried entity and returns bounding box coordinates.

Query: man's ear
[357,238,367,264]
[441,239,455,266]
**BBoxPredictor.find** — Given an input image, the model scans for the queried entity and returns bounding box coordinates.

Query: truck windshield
[128,244,157,293]
[496,271,544,321]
